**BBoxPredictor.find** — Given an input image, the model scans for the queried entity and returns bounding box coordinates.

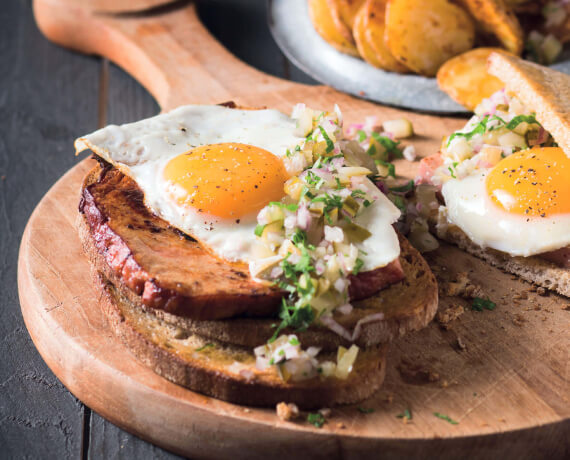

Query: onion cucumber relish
[432,90,556,185]
[251,104,411,382]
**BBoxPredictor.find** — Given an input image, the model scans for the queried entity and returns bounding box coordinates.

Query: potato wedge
[326,0,359,49]
[385,0,475,77]
[437,47,510,111]
[353,2,384,68]
[308,0,359,56]
[457,0,524,55]
[362,0,409,73]
[337,0,366,28]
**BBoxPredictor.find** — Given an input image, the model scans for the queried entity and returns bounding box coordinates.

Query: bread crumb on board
[442,271,484,298]
[397,358,440,384]
[276,402,299,421]
[436,303,465,330]
[512,313,527,327]
[455,335,467,351]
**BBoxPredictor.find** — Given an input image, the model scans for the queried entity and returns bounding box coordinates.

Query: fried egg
[75,104,400,270]
[442,147,570,256]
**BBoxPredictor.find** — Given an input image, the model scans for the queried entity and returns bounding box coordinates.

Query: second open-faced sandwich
[75,102,438,408]
[417,52,570,296]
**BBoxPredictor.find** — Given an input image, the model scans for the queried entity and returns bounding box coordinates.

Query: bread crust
[435,221,570,297]
[95,273,388,408]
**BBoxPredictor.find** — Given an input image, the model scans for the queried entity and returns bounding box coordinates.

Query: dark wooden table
[0,1,315,457]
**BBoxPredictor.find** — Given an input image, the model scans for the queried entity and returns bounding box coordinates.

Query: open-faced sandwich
[75,102,438,408]
[417,52,570,296]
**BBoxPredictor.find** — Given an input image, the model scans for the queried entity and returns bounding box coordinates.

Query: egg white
[76,104,401,270]
[442,170,570,257]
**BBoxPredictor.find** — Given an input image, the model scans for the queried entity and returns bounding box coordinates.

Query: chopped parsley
[472,297,496,311]
[447,115,491,146]
[358,407,375,414]
[447,113,541,147]
[351,189,366,199]
[433,412,458,425]
[396,408,412,420]
[352,258,364,275]
[269,201,299,212]
[371,132,403,158]
[318,125,335,153]
[307,412,326,428]
[505,114,538,130]
[306,170,325,189]
[195,343,214,352]
[289,336,300,346]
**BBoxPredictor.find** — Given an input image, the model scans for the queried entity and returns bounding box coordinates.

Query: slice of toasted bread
[95,273,388,408]
[434,220,570,297]
[487,52,570,156]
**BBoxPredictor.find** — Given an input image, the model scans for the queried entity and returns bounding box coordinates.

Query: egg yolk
[486,147,570,217]
[163,143,288,219]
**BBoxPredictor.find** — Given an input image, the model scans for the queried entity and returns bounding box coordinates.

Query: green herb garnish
[433,412,458,425]
[307,412,326,428]
[289,336,300,346]
[318,126,335,153]
[352,258,364,275]
[371,132,403,158]
[396,409,412,420]
[358,407,375,414]
[269,201,299,212]
[472,297,496,311]
[195,343,214,352]
[505,114,538,130]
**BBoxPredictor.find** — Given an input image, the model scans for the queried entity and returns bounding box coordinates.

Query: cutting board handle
[33,0,298,111]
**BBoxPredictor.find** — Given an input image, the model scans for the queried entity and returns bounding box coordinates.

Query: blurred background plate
[268,0,570,114]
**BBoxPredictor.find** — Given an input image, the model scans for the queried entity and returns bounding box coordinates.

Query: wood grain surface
[15,0,570,458]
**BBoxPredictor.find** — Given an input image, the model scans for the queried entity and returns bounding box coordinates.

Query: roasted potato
[337,0,366,28]
[308,0,359,56]
[385,0,476,77]
[457,0,524,55]
[353,2,385,68]
[361,0,409,73]
[437,47,509,110]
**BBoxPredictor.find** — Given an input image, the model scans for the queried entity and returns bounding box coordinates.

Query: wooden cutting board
[20,0,569,458]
